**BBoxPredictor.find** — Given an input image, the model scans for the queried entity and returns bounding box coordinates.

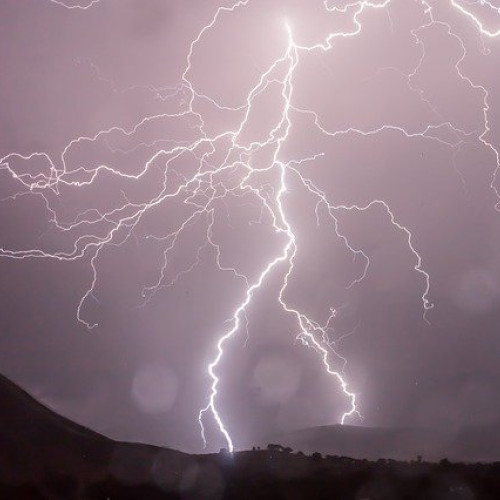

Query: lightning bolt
[47,0,101,10]
[1,0,499,453]
[451,0,500,37]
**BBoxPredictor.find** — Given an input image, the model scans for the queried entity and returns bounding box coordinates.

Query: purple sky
[1,0,500,454]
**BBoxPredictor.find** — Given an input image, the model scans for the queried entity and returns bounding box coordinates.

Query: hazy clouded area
[1,0,500,454]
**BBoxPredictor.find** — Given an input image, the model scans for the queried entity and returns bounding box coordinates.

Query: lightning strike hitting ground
[1,0,499,452]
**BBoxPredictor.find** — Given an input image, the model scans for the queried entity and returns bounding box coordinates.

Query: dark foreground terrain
[2,373,500,499]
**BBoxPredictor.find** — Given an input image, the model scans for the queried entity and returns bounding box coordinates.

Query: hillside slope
[0,373,188,490]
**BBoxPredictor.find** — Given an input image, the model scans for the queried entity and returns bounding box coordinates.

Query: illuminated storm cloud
[0,0,500,452]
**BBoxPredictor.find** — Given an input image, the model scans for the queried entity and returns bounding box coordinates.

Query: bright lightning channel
[1,0,499,453]
[47,0,101,10]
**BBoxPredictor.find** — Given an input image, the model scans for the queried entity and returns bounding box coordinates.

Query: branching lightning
[47,0,101,10]
[1,0,499,452]
[451,0,500,37]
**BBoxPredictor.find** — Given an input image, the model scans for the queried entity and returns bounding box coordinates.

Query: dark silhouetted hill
[0,372,112,484]
[0,373,189,497]
[2,373,500,499]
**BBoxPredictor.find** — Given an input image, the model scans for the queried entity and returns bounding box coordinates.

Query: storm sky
[1,0,500,454]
